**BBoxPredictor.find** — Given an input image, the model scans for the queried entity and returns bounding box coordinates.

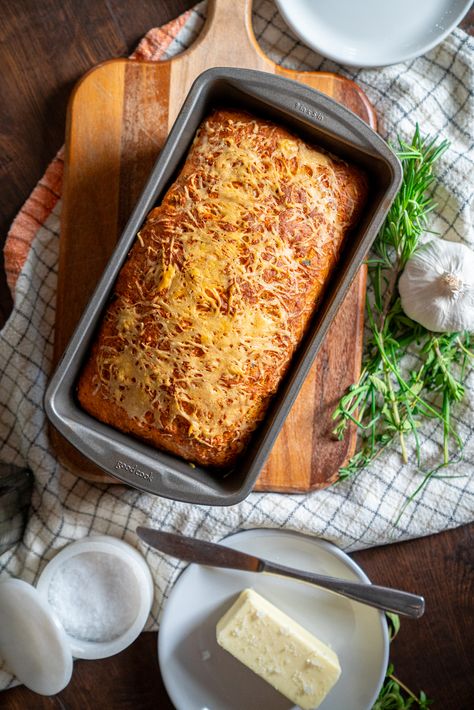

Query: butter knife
[136,527,424,618]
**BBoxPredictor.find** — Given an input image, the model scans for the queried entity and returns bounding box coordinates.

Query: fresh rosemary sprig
[333,127,473,499]
[372,614,433,709]
[373,664,432,710]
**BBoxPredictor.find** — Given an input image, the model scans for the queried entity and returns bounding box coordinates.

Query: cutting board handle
[177,0,271,70]
[167,0,271,123]
[203,0,253,50]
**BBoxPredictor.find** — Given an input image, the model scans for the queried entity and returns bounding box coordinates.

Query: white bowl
[36,535,154,660]
[0,535,153,695]
[275,0,472,67]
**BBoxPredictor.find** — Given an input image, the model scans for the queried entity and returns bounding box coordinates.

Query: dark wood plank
[0,0,122,252]
[2,631,174,709]
[460,6,474,34]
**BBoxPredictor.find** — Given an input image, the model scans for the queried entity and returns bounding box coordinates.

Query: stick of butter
[216,588,341,710]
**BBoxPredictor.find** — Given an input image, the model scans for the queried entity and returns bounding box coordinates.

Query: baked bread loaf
[77,109,367,468]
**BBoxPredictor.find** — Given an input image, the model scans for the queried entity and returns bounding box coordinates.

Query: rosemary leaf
[373,663,433,709]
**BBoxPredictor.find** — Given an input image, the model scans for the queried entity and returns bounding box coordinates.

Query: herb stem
[443,390,450,464]
[434,341,455,463]
[384,360,408,463]
[457,335,473,360]
[379,256,401,326]
[387,672,419,703]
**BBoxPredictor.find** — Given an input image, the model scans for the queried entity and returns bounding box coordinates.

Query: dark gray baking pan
[45,67,402,506]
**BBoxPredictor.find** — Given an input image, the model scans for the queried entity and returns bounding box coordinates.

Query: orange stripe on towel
[5,149,64,292]
[131,12,192,62]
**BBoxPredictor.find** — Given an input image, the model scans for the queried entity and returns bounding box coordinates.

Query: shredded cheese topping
[90,110,365,460]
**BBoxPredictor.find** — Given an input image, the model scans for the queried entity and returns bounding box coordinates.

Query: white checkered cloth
[1,0,473,691]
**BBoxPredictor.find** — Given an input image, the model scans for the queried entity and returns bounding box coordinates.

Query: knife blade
[136,527,425,618]
[137,526,263,572]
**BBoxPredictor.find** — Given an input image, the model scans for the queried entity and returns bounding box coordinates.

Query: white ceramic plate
[158,529,389,710]
[274,0,472,67]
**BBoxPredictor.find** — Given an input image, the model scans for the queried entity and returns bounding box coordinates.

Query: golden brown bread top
[77,109,367,468]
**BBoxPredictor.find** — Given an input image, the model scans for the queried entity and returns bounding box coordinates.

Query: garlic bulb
[398,239,474,333]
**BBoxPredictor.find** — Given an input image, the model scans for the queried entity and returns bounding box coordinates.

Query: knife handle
[262,560,425,619]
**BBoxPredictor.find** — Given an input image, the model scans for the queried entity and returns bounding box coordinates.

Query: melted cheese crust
[77,109,367,467]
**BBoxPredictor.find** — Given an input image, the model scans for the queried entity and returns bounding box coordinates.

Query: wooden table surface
[0,2,473,708]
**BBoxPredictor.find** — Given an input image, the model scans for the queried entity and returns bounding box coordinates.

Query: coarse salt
[47,551,140,642]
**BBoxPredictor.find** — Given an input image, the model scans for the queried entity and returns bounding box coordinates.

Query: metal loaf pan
[45,67,402,506]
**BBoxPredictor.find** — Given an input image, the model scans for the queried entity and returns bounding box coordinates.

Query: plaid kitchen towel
[1,0,473,690]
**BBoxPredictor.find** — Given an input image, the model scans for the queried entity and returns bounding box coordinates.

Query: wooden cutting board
[52,0,375,492]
